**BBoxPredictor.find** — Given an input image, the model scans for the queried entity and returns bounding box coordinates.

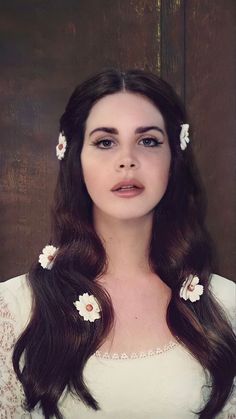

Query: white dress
[0,273,235,419]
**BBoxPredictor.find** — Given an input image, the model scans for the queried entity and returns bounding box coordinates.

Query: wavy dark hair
[13,69,236,419]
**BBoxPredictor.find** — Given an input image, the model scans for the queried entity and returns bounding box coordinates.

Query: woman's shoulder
[1,272,29,292]
[0,273,32,331]
[209,273,235,329]
[209,273,235,307]
[0,275,33,417]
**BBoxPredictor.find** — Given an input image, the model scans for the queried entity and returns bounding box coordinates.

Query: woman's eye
[139,137,163,147]
[92,137,163,149]
[93,139,114,148]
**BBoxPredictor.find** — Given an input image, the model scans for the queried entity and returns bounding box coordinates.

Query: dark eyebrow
[89,125,165,137]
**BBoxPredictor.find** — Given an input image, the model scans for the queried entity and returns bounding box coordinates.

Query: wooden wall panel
[0,0,161,280]
[0,0,235,281]
[185,0,236,279]
[161,0,185,98]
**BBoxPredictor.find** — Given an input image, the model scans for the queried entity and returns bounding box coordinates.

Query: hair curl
[13,69,236,419]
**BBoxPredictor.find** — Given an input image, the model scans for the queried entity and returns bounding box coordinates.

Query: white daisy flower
[56,132,67,160]
[180,274,204,302]
[73,293,101,322]
[38,245,58,270]
[180,123,190,150]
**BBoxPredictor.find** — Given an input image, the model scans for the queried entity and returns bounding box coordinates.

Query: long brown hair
[13,69,236,419]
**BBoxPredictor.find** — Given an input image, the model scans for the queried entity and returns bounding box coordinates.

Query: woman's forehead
[85,91,165,130]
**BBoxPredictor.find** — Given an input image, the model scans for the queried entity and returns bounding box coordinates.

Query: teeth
[118,185,136,190]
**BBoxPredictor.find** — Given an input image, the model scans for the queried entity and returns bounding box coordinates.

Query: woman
[0,69,235,419]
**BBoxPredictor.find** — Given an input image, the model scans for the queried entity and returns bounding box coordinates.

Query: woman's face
[81,92,171,222]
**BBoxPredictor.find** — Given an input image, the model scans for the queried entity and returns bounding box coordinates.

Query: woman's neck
[93,210,154,281]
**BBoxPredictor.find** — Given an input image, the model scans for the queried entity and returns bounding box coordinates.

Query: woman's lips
[111,178,144,191]
[111,187,144,198]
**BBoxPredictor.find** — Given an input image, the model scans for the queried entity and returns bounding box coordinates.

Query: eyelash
[91,137,163,149]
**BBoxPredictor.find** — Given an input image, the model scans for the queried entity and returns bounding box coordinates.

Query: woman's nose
[115,156,140,171]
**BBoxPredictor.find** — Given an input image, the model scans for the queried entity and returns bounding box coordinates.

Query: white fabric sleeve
[210,274,236,418]
[0,275,32,418]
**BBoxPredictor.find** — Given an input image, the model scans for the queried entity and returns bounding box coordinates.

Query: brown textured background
[0,0,235,281]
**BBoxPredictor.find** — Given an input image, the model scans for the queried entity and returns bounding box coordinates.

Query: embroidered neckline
[94,339,179,360]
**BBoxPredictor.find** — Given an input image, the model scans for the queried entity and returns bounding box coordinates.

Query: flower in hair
[73,293,101,322]
[56,132,67,160]
[180,275,204,302]
[38,245,58,270]
[180,123,190,150]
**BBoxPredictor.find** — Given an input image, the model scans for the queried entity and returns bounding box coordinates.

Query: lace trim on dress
[94,339,179,360]
[0,294,27,418]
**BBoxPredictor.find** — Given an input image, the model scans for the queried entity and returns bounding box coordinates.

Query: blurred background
[0,0,235,281]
